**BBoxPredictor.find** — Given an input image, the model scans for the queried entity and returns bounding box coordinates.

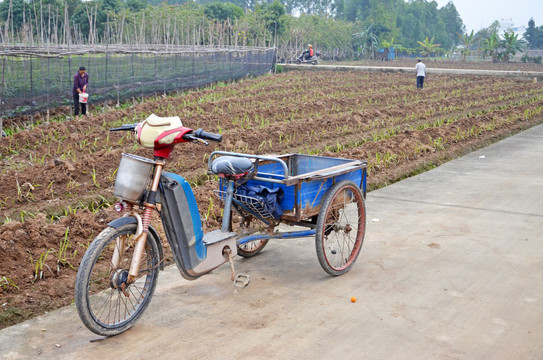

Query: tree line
[0,0,540,62]
[0,0,463,57]
[452,20,542,64]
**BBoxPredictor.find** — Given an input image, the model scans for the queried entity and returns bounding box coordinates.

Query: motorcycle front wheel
[75,223,160,336]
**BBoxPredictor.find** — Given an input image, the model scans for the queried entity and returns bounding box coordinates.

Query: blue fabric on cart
[235,184,284,219]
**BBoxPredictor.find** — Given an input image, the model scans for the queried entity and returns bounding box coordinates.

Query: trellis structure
[0,45,276,134]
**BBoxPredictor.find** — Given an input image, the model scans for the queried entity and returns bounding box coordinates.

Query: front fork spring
[141,207,153,233]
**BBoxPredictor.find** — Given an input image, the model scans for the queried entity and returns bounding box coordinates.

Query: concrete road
[2,125,543,360]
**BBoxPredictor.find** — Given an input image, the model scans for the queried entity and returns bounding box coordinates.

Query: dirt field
[1,69,543,328]
[323,58,543,72]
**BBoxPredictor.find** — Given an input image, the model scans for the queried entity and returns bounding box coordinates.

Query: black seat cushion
[211,156,253,175]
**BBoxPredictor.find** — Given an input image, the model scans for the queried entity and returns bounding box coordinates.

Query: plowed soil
[2,69,543,329]
[324,58,543,72]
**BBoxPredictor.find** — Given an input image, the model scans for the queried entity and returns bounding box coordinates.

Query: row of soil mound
[1,70,543,328]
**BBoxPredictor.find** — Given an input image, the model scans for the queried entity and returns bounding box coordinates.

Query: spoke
[245,240,263,251]
[338,234,346,266]
[94,289,113,322]
[333,237,341,267]
[343,232,351,262]
[106,289,114,325]
[128,286,140,307]
[116,289,122,324]
[131,279,145,299]
[119,291,127,321]
[348,233,354,254]
[112,290,118,325]
[125,287,138,311]
[120,289,131,321]
[344,232,353,257]
[326,234,338,268]
[339,235,345,266]
[332,205,339,223]
[340,190,349,224]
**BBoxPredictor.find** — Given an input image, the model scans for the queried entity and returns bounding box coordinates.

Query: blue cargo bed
[210,152,367,222]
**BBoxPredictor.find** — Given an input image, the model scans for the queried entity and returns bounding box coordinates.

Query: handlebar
[194,128,222,142]
[182,128,222,145]
[109,122,222,146]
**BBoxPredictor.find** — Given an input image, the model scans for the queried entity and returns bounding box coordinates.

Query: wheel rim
[233,215,270,256]
[86,233,156,328]
[320,185,364,271]
[238,239,269,254]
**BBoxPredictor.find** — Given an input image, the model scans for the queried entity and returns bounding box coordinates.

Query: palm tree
[481,32,501,63]
[417,37,440,58]
[458,30,476,62]
[353,24,380,59]
[501,30,525,63]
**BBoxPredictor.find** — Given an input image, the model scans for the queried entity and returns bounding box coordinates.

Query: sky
[435,0,543,32]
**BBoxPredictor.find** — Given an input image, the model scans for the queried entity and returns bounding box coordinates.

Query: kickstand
[224,248,250,288]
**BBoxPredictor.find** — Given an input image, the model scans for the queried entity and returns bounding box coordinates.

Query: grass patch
[0,306,33,328]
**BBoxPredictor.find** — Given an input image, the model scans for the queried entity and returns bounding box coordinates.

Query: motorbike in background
[296,51,321,65]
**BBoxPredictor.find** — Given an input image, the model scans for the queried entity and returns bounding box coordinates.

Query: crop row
[1,70,543,310]
[2,72,543,221]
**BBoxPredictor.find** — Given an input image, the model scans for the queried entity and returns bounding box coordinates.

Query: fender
[158,172,206,281]
[108,217,165,270]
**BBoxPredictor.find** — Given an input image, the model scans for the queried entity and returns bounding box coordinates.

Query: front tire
[75,224,160,336]
[315,181,366,276]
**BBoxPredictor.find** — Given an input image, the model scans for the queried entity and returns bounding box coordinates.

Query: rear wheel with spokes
[75,223,160,336]
[237,238,269,257]
[233,214,270,258]
[315,181,366,276]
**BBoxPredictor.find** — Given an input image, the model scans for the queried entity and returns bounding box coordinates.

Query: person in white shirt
[415,59,426,89]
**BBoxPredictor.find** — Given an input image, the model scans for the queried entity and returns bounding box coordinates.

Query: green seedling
[205,196,214,221]
[432,137,446,151]
[31,248,55,283]
[91,168,101,188]
[0,276,19,290]
[47,180,56,200]
[19,210,36,223]
[57,227,75,273]
[0,197,8,210]
[15,178,22,200]
[79,139,89,150]
[107,168,119,182]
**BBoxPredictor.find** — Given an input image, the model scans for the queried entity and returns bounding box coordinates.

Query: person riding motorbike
[300,44,314,61]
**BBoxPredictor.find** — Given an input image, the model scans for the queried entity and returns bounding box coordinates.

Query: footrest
[203,229,237,246]
[234,273,250,288]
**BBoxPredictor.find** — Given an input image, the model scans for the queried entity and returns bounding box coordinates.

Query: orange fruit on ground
[351,296,356,303]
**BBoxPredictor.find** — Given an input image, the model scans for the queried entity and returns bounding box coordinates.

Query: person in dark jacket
[73,66,89,121]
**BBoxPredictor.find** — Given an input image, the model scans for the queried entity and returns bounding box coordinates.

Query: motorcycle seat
[138,114,184,148]
[211,156,253,176]
[146,114,181,127]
